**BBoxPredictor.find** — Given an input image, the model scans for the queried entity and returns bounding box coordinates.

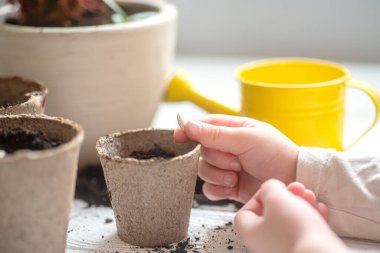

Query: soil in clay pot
[0,128,62,154]
[0,114,84,253]
[6,2,159,27]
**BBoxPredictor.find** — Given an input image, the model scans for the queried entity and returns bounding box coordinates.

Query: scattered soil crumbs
[128,146,175,160]
[0,128,62,154]
[149,238,194,253]
[104,218,113,224]
[75,165,111,207]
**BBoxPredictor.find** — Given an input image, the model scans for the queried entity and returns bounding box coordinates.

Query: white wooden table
[66,200,380,253]
[66,55,380,252]
[66,200,245,252]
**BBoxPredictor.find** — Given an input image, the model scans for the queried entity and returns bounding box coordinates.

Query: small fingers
[288,182,316,204]
[178,119,253,155]
[198,158,238,187]
[287,182,305,196]
[173,128,190,142]
[288,182,328,220]
[202,182,238,201]
[303,189,317,203]
[201,146,242,172]
[258,179,288,205]
[173,114,255,143]
[316,202,329,221]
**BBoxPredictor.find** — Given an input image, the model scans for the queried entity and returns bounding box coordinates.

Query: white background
[170,0,380,62]
[1,0,380,62]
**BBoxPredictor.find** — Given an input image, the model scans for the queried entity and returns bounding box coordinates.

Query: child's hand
[234,179,346,253]
[174,114,299,203]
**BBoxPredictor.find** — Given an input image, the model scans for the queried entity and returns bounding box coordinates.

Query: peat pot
[0,114,84,253]
[0,76,47,115]
[0,0,177,167]
[96,129,200,247]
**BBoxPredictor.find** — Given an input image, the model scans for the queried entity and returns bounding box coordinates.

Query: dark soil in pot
[0,128,62,154]
[0,96,25,109]
[128,146,175,160]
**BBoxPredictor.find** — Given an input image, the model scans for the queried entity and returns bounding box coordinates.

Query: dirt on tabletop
[0,128,62,154]
[75,164,111,207]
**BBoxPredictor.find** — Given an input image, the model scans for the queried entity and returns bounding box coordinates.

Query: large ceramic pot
[0,0,177,167]
[0,114,84,253]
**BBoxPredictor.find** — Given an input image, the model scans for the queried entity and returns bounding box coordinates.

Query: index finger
[173,114,259,142]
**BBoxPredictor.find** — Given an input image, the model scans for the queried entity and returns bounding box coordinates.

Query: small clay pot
[0,114,84,253]
[96,129,200,247]
[0,76,48,115]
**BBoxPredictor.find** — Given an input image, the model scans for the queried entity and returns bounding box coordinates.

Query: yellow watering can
[165,58,380,151]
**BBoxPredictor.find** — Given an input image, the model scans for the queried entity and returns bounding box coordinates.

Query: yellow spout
[165,70,240,116]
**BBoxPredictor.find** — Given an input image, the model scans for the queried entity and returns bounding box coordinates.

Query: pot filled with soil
[0,0,177,168]
[0,114,84,253]
[0,76,47,115]
[96,129,200,247]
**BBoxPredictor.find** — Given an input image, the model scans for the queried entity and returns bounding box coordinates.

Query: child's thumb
[184,119,246,154]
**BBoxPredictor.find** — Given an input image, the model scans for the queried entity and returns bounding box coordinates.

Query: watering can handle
[344,79,380,150]
[165,70,240,116]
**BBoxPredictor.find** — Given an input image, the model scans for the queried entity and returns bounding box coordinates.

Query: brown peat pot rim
[0,76,48,109]
[96,128,200,164]
[0,114,84,162]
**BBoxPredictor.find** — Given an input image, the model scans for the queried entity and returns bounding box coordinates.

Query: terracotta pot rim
[0,76,48,109]
[0,1,177,35]
[0,114,84,162]
[96,128,200,164]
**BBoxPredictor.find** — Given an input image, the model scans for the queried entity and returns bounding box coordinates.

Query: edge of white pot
[0,0,177,34]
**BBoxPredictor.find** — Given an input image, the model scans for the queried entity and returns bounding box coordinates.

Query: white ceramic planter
[0,76,48,115]
[0,114,84,253]
[0,0,177,167]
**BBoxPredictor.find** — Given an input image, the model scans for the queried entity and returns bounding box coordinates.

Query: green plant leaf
[102,0,129,23]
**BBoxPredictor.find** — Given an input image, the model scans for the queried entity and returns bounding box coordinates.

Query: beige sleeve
[296,147,380,242]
